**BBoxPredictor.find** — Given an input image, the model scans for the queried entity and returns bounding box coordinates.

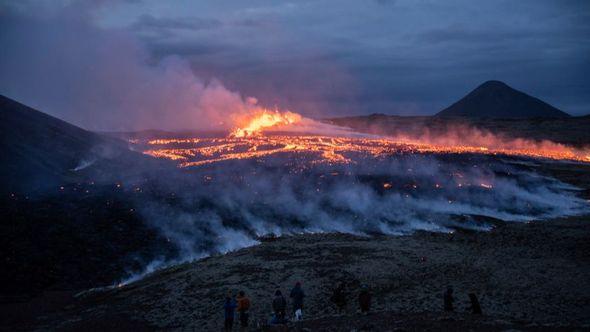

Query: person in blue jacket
[223,292,237,331]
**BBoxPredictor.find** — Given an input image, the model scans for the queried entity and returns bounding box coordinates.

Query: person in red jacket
[236,290,251,329]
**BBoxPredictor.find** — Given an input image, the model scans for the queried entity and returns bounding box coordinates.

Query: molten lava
[141,134,590,168]
[138,108,590,166]
[230,110,302,137]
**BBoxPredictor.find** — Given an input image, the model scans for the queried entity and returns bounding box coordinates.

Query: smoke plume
[0,2,278,132]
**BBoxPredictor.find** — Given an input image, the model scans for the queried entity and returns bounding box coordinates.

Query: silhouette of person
[468,293,482,314]
[290,282,305,318]
[444,286,454,312]
[224,292,237,331]
[237,290,251,329]
[272,289,287,322]
[330,282,347,313]
[358,285,372,314]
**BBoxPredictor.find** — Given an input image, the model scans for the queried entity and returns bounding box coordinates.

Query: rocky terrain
[7,211,589,331]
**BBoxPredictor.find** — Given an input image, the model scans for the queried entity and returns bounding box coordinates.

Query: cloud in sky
[0,0,589,130]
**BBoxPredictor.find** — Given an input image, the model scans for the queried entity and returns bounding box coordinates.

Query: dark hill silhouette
[0,95,116,193]
[0,95,176,297]
[436,80,570,118]
[0,94,163,194]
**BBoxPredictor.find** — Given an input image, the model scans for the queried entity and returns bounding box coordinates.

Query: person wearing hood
[290,282,305,319]
[272,289,287,321]
[468,293,482,315]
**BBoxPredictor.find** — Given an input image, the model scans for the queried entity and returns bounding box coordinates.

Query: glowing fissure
[141,135,590,167]
[138,108,590,165]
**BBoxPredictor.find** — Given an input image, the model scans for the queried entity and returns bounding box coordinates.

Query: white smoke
[71,158,97,171]
[115,153,588,283]
[0,2,280,132]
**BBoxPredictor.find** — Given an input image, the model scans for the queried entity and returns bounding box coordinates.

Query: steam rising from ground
[381,125,590,162]
[119,150,588,283]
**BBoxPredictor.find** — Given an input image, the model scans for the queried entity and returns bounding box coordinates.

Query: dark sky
[1,0,589,130]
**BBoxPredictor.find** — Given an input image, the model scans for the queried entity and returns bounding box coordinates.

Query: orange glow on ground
[141,134,590,167]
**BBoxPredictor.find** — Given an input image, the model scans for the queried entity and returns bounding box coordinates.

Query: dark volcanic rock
[0,95,177,298]
[436,80,570,118]
[1,95,107,194]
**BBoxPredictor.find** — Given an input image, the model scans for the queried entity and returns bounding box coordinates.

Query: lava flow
[139,109,590,167]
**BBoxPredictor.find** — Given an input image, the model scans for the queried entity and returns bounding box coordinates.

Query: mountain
[0,95,123,193]
[436,80,570,118]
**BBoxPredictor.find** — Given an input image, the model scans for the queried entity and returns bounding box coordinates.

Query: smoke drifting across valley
[116,149,588,283]
[2,1,589,287]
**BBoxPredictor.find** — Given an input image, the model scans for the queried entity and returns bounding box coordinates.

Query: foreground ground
[4,212,590,330]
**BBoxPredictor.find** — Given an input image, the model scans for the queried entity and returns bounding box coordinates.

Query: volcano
[1,98,590,332]
[436,80,570,118]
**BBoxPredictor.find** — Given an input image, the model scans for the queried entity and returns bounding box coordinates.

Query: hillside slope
[0,95,128,194]
[0,96,177,298]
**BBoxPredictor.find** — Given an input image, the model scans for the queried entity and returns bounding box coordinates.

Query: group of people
[223,290,251,331]
[223,283,482,330]
[223,282,305,331]
[330,282,372,314]
[271,281,305,324]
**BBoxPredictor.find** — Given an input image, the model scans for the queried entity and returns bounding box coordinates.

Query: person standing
[290,282,305,320]
[468,293,482,315]
[272,290,287,322]
[224,292,238,331]
[330,282,347,314]
[444,286,454,312]
[358,285,372,314]
[237,290,251,329]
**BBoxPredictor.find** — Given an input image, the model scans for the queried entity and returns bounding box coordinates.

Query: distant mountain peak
[478,80,509,88]
[436,80,570,118]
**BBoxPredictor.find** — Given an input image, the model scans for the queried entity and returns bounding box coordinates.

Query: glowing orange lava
[141,134,590,168]
[137,108,590,166]
[230,110,302,137]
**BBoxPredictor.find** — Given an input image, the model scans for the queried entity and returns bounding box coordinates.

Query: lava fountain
[230,109,302,138]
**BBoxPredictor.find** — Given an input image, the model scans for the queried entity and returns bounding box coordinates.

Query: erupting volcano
[3,0,590,328]
[140,107,590,168]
